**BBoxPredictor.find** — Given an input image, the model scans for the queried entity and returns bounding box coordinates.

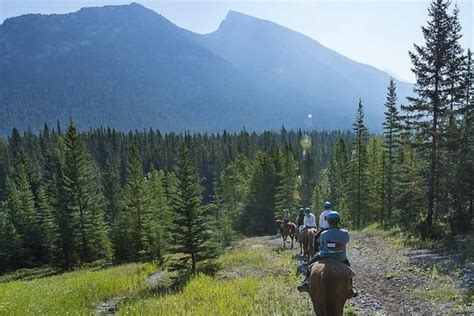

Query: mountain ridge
[0,3,412,134]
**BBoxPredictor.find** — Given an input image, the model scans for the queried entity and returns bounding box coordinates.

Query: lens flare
[300,135,312,151]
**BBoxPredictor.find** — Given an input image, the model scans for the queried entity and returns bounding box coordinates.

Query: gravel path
[264,230,473,315]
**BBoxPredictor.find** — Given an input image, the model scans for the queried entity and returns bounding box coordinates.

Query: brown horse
[281,221,296,249]
[275,220,296,249]
[309,259,355,316]
[300,227,317,262]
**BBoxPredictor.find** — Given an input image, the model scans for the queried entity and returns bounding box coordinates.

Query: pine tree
[349,99,369,227]
[312,168,331,213]
[243,151,278,235]
[403,0,461,237]
[36,186,60,263]
[143,169,170,261]
[170,143,218,275]
[275,148,300,219]
[383,78,401,226]
[329,138,349,211]
[6,152,40,266]
[454,49,474,232]
[118,143,149,260]
[0,205,23,272]
[367,138,384,225]
[102,160,122,225]
[63,120,111,264]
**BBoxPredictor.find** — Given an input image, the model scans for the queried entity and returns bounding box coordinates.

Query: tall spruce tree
[404,0,460,237]
[102,160,122,225]
[36,186,60,263]
[63,120,111,264]
[383,78,401,225]
[0,204,23,271]
[349,100,369,227]
[6,152,39,266]
[275,148,300,219]
[329,138,349,212]
[170,143,218,275]
[243,151,278,235]
[143,169,170,261]
[118,143,149,260]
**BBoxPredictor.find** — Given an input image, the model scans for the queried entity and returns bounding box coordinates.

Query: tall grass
[0,263,156,315]
[119,238,355,315]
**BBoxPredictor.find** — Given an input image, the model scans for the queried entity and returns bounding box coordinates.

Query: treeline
[0,124,349,273]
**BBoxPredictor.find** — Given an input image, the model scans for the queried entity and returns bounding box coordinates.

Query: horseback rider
[313,201,332,246]
[280,209,291,232]
[303,207,317,230]
[297,211,358,298]
[296,207,305,240]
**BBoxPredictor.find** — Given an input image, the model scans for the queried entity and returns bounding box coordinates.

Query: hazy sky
[1,0,472,82]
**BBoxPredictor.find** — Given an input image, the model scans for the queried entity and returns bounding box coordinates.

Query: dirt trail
[94,271,167,315]
[265,230,472,315]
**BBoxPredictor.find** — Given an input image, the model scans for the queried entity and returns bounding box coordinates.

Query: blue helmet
[323,201,332,209]
[326,211,341,222]
[304,207,311,213]
[299,207,305,213]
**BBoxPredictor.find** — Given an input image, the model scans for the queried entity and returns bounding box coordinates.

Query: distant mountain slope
[0,3,411,134]
[200,11,413,129]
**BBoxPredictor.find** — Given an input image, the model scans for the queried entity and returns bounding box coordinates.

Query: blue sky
[1,0,472,82]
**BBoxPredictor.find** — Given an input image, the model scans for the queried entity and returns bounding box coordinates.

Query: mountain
[0,3,412,134]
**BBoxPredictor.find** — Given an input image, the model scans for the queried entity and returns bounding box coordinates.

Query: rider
[313,201,332,246]
[280,209,291,232]
[297,211,358,298]
[303,207,317,230]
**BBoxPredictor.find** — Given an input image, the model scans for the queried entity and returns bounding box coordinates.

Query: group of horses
[275,219,318,261]
[275,219,355,316]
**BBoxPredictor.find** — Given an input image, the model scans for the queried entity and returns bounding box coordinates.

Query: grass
[0,263,157,315]
[119,238,356,315]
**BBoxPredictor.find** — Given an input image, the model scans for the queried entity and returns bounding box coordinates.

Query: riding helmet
[326,211,340,221]
[324,201,332,209]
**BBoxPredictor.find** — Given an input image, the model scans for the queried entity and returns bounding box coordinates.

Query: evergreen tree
[367,138,384,225]
[117,143,148,260]
[275,148,300,219]
[36,186,60,263]
[63,120,111,264]
[6,152,40,266]
[102,160,122,225]
[349,100,369,227]
[170,143,218,275]
[312,168,331,213]
[383,78,401,226]
[143,169,170,261]
[329,138,349,211]
[243,151,278,235]
[404,0,462,237]
[0,205,23,271]
[454,49,473,232]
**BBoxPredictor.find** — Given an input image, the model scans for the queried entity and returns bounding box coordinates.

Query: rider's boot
[297,262,309,274]
[297,275,310,293]
[297,267,311,293]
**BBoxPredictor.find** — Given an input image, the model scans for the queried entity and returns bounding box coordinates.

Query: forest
[0,0,472,277]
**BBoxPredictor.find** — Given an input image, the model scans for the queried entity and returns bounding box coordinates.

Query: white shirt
[304,213,317,228]
[319,210,330,229]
